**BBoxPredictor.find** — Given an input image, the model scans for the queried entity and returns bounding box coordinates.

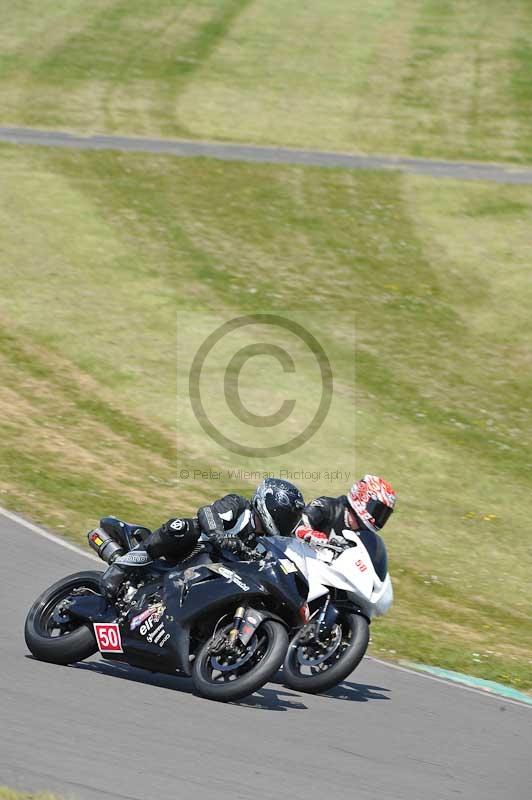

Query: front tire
[24,571,102,665]
[283,612,369,694]
[192,620,288,702]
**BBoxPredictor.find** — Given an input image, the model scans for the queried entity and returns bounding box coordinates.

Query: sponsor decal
[116,551,151,566]
[355,559,368,573]
[170,518,185,531]
[279,558,298,575]
[153,627,165,644]
[130,608,151,630]
[131,603,172,648]
[183,567,201,581]
[203,507,217,530]
[218,565,250,592]
[146,622,165,643]
[130,602,164,631]
[139,615,162,637]
[94,622,123,653]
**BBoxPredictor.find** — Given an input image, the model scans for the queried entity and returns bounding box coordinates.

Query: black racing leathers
[300,495,352,538]
[147,494,256,561]
[197,493,256,548]
[100,494,257,599]
[297,495,389,581]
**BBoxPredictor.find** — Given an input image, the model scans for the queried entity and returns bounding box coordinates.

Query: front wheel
[24,571,102,665]
[283,611,369,694]
[192,620,288,702]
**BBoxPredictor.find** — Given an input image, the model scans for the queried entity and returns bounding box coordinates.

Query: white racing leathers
[294,495,393,617]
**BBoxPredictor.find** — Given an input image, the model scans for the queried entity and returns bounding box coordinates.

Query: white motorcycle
[271,530,393,693]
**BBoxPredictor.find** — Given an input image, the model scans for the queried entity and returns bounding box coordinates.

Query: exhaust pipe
[87,527,125,564]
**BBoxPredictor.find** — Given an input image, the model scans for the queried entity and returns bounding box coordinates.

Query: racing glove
[219,536,246,554]
[212,533,260,560]
[328,532,350,549]
[296,527,329,547]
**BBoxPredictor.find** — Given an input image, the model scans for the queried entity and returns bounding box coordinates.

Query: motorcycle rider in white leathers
[295,475,396,581]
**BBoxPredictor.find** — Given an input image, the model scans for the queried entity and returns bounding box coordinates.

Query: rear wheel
[192,620,288,702]
[24,571,102,665]
[283,612,369,694]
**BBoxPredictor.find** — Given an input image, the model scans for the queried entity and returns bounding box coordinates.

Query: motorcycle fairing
[65,594,111,622]
[64,539,308,677]
[102,567,266,674]
[100,554,302,675]
[283,536,393,618]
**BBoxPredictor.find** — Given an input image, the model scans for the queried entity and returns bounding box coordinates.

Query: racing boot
[100,546,153,601]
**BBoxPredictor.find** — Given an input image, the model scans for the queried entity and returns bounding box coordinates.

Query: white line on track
[2,503,531,709]
[0,504,98,561]
[366,657,532,710]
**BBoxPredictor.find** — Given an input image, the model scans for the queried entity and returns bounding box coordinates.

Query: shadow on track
[71,658,194,694]
[323,679,391,702]
[66,658,306,711]
[27,656,386,708]
[271,671,391,702]
[228,686,307,711]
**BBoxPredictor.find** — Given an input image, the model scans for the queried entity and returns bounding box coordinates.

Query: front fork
[211,606,261,656]
[302,597,339,642]
[227,605,246,646]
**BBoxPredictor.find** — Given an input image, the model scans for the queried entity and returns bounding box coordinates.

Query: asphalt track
[2,125,532,184]
[1,511,531,800]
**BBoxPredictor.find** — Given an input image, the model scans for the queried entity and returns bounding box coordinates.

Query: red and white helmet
[347,475,396,533]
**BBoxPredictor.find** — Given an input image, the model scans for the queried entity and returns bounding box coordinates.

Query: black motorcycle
[24,521,309,702]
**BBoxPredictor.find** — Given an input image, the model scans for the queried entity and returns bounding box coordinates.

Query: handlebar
[318,543,346,553]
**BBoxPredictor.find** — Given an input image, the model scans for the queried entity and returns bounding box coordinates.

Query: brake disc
[296,623,342,667]
[210,635,259,673]
[52,601,72,625]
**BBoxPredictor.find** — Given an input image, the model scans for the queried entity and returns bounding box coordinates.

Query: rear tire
[192,620,288,702]
[24,571,102,665]
[283,612,369,694]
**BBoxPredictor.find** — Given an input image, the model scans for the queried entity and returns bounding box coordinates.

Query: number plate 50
[94,622,123,653]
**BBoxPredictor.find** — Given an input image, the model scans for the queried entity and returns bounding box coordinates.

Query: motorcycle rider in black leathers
[94,478,305,599]
[295,475,396,580]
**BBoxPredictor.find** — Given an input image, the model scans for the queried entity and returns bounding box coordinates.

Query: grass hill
[1,0,532,162]
[1,142,531,690]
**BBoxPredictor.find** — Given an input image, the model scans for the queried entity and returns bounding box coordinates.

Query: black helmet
[252,478,305,537]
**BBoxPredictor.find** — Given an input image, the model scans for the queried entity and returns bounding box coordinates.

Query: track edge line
[365,656,532,709]
[0,504,99,561]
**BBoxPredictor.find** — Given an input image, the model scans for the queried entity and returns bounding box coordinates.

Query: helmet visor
[270,505,302,537]
[366,498,393,529]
